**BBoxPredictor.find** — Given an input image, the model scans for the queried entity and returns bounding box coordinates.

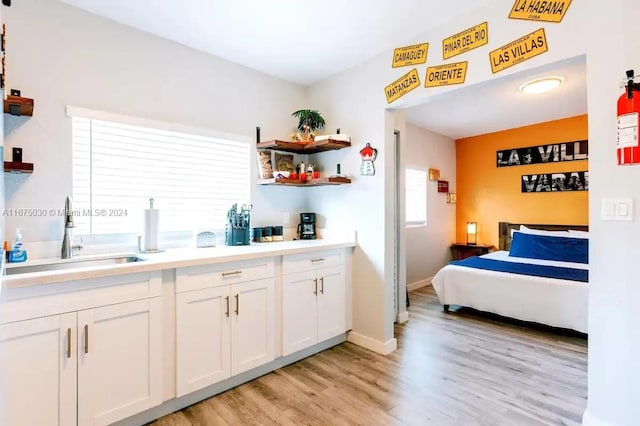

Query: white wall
[405,124,456,287]
[3,0,307,251]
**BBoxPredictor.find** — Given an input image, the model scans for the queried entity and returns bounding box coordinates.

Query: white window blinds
[72,116,250,235]
[405,168,427,226]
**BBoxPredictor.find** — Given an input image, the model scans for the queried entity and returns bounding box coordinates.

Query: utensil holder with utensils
[225,203,252,246]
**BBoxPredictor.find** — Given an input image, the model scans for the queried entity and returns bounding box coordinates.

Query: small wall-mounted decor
[428,168,440,181]
[437,180,449,193]
[447,193,457,204]
[391,42,429,68]
[522,171,588,193]
[489,28,548,74]
[497,140,588,167]
[359,143,378,176]
[508,0,572,23]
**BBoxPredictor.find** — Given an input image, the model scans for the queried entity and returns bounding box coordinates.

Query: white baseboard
[582,408,615,426]
[407,277,433,291]
[397,311,409,323]
[347,331,397,355]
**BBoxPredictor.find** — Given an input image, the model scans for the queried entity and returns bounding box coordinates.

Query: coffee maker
[297,212,317,240]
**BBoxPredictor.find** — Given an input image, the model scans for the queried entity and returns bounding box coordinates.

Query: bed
[431,222,588,333]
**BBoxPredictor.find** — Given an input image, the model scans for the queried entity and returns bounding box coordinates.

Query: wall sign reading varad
[391,43,429,68]
[508,0,572,23]
[442,22,488,60]
[425,61,468,88]
[490,28,548,73]
[522,171,588,193]
[384,68,420,104]
[497,140,588,167]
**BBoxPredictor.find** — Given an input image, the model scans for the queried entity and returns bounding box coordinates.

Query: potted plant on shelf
[291,109,326,143]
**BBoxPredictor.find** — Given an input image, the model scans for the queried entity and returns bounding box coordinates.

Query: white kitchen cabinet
[282,253,346,356]
[176,261,275,395]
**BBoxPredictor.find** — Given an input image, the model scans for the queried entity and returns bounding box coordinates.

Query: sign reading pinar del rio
[391,43,429,68]
[425,62,468,88]
[442,22,488,60]
[509,0,572,23]
[385,68,420,104]
[489,28,548,73]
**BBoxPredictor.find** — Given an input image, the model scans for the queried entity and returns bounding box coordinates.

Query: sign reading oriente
[425,62,468,88]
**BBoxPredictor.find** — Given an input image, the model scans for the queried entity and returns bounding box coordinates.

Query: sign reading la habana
[385,69,420,104]
[508,0,572,23]
[391,43,429,68]
[489,28,548,73]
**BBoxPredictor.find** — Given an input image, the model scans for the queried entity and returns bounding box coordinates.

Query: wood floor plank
[149,286,587,426]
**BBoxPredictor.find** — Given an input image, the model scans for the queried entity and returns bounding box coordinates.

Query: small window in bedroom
[406,168,427,226]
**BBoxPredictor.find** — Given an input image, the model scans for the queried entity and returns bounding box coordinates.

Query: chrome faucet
[61,196,83,259]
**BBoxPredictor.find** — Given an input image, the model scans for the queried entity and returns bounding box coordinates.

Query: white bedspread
[431,251,588,333]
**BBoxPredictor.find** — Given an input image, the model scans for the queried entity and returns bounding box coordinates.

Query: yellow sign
[385,69,420,104]
[489,28,548,74]
[391,43,429,68]
[442,22,489,60]
[425,62,468,87]
[508,0,572,23]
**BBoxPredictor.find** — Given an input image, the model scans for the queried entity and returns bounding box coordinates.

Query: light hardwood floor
[150,286,587,426]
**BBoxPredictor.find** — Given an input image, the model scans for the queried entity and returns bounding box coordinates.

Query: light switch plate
[601,198,633,221]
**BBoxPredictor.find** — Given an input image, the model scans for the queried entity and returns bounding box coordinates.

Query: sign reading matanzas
[489,28,548,73]
[425,62,468,88]
[509,0,572,23]
[497,140,588,167]
[391,43,429,68]
[442,22,488,60]
[385,69,420,104]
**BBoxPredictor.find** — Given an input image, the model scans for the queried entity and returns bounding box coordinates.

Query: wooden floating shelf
[257,138,351,154]
[258,176,351,187]
[4,161,33,174]
[3,95,34,116]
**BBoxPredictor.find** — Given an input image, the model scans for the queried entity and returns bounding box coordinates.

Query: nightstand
[450,243,494,260]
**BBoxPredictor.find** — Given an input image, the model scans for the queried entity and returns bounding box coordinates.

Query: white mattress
[431,251,588,333]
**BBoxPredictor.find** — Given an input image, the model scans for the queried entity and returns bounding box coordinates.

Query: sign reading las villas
[490,28,548,73]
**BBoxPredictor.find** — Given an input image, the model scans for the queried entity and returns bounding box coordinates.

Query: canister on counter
[252,227,263,243]
[272,226,284,241]
[262,226,273,242]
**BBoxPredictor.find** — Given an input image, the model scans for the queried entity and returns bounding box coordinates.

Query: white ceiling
[60,0,493,85]
[403,56,588,139]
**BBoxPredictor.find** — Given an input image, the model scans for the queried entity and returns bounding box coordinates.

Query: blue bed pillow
[509,231,589,264]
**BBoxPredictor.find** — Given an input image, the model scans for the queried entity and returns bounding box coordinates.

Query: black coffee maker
[297,212,317,240]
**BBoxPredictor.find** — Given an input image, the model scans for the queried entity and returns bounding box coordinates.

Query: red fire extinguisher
[617,69,640,165]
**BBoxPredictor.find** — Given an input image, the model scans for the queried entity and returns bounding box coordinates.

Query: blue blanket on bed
[450,257,588,283]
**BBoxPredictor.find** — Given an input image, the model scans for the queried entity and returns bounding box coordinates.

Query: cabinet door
[316,266,346,342]
[282,270,318,356]
[0,313,77,426]
[176,286,231,397]
[77,298,162,426]
[231,278,274,375]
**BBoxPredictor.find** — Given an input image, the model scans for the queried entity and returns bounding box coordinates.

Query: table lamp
[466,222,477,245]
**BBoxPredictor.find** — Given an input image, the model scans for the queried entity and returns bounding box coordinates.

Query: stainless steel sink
[4,255,145,275]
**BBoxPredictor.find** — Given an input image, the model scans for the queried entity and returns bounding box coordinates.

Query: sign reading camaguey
[509,0,572,23]
[391,43,429,68]
[425,62,468,88]
[385,69,420,104]
[442,22,488,60]
[489,28,548,73]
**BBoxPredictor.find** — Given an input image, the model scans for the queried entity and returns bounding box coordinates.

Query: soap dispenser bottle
[8,228,27,263]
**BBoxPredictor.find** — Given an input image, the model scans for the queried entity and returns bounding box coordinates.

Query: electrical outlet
[283,212,290,225]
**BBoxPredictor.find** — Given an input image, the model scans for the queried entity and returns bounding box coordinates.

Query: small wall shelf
[258,176,351,187]
[257,139,350,154]
[4,161,33,174]
[3,95,34,116]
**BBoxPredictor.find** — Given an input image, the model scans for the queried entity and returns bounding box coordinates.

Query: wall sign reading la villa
[508,0,572,23]
[497,140,588,167]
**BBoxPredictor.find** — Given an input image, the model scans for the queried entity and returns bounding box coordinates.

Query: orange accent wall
[455,115,588,248]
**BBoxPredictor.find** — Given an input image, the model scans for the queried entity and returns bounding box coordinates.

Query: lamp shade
[466,222,477,245]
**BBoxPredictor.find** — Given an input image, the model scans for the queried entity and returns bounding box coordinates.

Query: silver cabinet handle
[313,278,318,295]
[311,258,325,263]
[66,328,72,359]
[320,277,324,294]
[84,324,89,354]
[222,270,242,277]
[225,296,230,317]
[235,294,239,315]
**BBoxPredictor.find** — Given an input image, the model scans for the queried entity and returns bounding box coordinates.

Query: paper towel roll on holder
[138,197,165,253]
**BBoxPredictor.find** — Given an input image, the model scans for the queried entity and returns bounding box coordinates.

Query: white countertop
[3,238,356,289]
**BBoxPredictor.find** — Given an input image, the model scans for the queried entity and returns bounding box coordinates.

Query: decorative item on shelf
[447,193,457,204]
[429,168,440,181]
[437,180,449,193]
[291,109,325,143]
[359,143,377,176]
[4,88,34,116]
[466,222,477,245]
[4,147,33,174]
[256,151,273,179]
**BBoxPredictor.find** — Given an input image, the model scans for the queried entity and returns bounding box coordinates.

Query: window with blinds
[71,116,250,236]
[405,168,427,226]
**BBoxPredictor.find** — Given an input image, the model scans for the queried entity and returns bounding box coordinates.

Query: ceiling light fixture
[519,76,564,94]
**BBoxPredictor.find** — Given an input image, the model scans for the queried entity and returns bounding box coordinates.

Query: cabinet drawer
[177,258,274,293]
[283,250,343,275]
